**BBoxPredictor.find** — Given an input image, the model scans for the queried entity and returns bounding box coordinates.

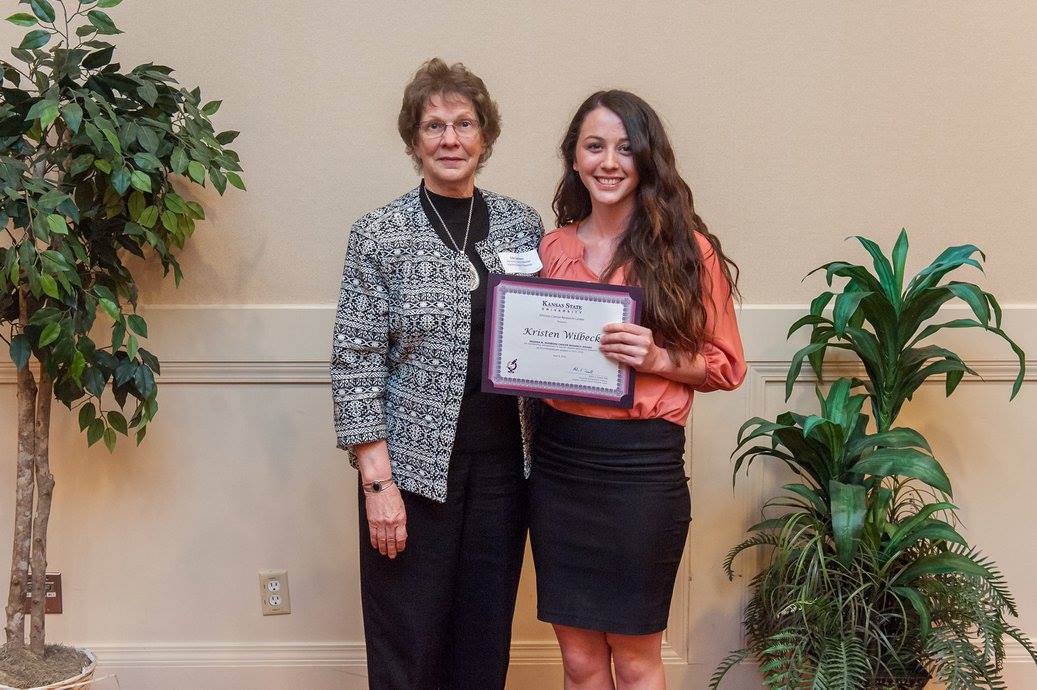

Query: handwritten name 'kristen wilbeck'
[523,327,602,343]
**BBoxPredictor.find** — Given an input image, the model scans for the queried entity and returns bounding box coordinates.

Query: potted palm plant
[1,1,243,686]
[711,231,1036,689]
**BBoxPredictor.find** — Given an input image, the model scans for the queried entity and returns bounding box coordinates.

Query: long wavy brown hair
[552,90,740,357]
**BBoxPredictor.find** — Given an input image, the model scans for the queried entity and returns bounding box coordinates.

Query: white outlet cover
[258,569,291,615]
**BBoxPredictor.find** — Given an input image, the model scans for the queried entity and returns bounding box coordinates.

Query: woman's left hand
[600,323,666,373]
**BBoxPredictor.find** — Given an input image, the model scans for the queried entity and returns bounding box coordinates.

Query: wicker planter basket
[871,674,930,690]
[0,649,96,690]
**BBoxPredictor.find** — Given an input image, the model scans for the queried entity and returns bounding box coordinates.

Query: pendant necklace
[424,186,480,291]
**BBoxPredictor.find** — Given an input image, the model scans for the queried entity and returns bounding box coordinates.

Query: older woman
[330,58,543,689]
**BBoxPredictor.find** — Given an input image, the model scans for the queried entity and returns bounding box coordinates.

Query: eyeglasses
[417,119,481,141]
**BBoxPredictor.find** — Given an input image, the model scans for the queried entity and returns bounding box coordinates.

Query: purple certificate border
[481,274,643,408]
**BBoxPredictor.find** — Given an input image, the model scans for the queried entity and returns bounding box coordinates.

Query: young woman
[530,91,746,689]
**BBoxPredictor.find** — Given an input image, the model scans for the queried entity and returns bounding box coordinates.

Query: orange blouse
[539,225,747,425]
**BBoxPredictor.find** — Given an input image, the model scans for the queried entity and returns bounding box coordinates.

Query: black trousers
[358,446,528,690]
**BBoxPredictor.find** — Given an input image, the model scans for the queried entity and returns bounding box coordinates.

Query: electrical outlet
[258,570,291,615]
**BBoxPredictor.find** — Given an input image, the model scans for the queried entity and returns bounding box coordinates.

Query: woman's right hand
[365,485,407,559]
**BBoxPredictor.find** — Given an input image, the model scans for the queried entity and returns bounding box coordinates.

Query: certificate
[482,275,643,407]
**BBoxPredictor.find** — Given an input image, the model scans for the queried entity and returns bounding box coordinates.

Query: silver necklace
[423,186,480,291]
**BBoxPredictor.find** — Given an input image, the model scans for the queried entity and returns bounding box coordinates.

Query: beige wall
[4,1,1035,306]
[2,1,1036,688]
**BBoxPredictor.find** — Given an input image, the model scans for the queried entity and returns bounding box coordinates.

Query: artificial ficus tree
[1,0,244,656]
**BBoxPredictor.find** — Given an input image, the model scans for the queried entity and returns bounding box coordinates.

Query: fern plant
[711,231,1035,689]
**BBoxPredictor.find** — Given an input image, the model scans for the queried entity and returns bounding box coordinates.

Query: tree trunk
[29,369,54,655]
[5,288,37,649]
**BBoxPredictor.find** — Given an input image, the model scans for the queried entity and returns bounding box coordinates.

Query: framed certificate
[482,275,643,407]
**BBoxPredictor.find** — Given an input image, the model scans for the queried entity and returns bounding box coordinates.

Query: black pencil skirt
[529,406,691,635]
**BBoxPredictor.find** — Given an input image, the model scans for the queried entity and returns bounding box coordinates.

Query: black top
[419,181,522,455]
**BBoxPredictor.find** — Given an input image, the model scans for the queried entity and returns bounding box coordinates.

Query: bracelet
[362,477,395,495]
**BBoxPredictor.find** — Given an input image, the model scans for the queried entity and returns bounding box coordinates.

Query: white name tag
[497,249,543,274]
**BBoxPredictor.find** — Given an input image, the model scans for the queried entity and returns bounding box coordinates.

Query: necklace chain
[423,186,474,254]
[423,186,479,291]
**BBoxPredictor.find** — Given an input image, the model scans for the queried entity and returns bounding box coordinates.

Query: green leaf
[127,314,148,338]
[783,483,828,515]
[136,81,158,106]
[163,193,187,214]
[107,410,128,435]
[10,334,31,370]
[895,552,991,584]
[40,273,59,299]
[160,210,177,232]
[129,170,152,192]
[78,401,96,431]
[103,427,117,452]
[891,228,909,293]
[202,100,222,116]
[87,10,122,34]
[132,152,161,171]
[70,350,86,384]
[93,159,112,174]
[946,281,990,325]
[187,160,206,184]
[170,147,188,173]
[134,364,156,399]
[138,205,159,228]
[29,0,56,23]
[127,334,138,360]
[892,586,931,639]
[854,448,952,495]
[111,319,126,351]
[45,214,68,236]
[210,168,227,194]
[138,347,161,374]
[833,290,871,333]
[128,191,145,220]
[136,126,159,153]
[87,419,105,446]
[226,171,246,190]
[60,102,83,133]
[100,126,121,153]
[38,321,60,347]
[785,342,826,400]
[6,13,38,27]
[852,235,898,304]
[110,167,130,194]
[906,244,985,297]
[136,425,147,445]
[215,130,239,145]
[25,99,55,122]
[99,297,119,319]
[19,29,50,50]
[82,45,114,69]
[846,427,932,457]
[830,480,867,565]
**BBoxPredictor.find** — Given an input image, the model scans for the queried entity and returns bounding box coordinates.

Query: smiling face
[573,106,640,213]
[414,92,485,196]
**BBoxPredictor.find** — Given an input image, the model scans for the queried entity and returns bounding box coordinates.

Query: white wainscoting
[1,305,1034,689]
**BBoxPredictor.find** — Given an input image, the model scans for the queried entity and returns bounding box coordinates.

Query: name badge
[497,249,543,274]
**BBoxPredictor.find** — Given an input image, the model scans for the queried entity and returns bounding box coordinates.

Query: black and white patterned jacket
[331,186,545,502]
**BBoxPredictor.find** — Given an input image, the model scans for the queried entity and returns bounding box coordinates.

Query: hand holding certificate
[482,275,643,407]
